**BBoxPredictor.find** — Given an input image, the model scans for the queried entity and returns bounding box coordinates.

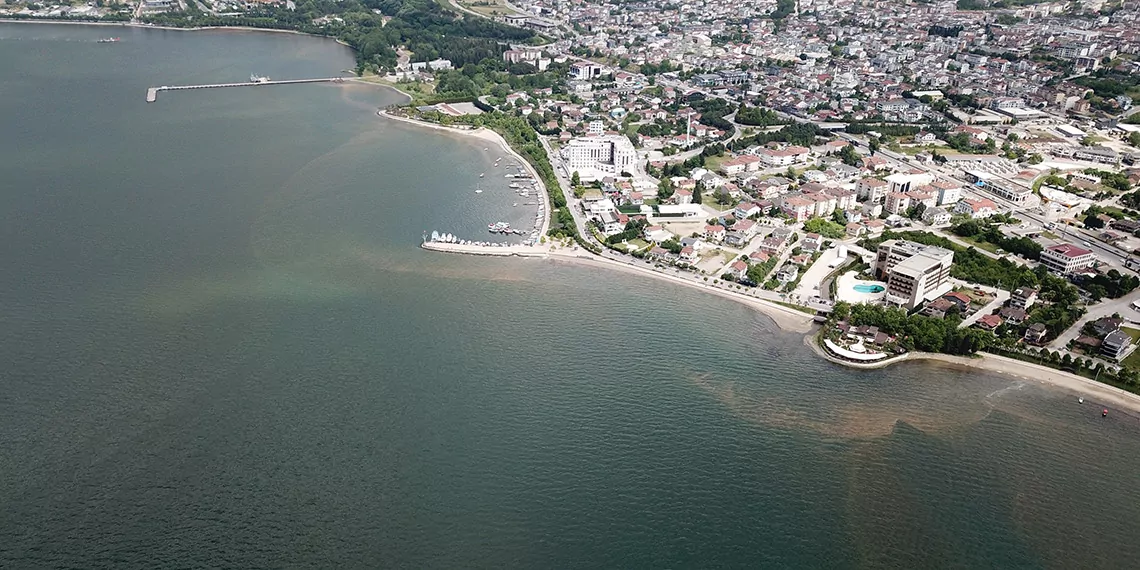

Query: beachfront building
[1102,330,1133,360]
[1039,243,1096,275]
[560,135,637,181]
[875,239,954,310]
[1010,287,1038,309]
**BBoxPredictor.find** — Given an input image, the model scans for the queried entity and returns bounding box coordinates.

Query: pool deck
[836,272,888,304]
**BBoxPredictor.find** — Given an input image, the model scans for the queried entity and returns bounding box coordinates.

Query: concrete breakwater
[421,240,548,258]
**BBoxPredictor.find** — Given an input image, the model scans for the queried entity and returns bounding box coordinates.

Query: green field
[455,0,526,17]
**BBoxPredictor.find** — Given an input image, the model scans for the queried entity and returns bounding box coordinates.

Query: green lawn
[704,154,729,173]
[1121,349,1140,370]
[1102,206,1136,220]
[454,0,526,17]
[956,234,1001,254]
[896,144,957,156]
[1119,328,1140,369]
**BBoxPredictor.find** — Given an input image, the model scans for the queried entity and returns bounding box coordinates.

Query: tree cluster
[951,219,1043,259]
[831,302,992,355]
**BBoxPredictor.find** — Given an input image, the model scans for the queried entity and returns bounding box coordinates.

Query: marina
[144,76,345,103]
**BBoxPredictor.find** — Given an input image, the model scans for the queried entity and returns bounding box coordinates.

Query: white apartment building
[1039,243,1096,274]
[875,239,954,310]
[857,177,889,203]
[561,135,637,181]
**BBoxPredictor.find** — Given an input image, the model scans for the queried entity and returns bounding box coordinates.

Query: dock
[145,77,344,103]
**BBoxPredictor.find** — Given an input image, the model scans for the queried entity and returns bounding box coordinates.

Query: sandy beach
[379,111,552,239]
[544,249,817,333]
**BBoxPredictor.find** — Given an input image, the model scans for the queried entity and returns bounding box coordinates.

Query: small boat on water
[509,183,521,189]
[97,37,120,43]
[475,189,483,194]
[479,173,485,178]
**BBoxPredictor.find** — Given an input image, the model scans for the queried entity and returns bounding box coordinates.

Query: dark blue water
[2,23,1139,568]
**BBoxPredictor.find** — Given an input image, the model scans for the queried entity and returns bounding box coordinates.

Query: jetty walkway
[145,77,344,102]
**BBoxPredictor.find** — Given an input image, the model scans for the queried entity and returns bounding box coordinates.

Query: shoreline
[545,249,818,333]
[15,15,1139,414]
[387,109,1140,416]
[807,334,1140,414]
[378,109,552,238]
[381,116,816,334]
[404,119,1140,411]
[0,18,353,45]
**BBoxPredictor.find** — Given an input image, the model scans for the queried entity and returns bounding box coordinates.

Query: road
[955,281,1011,329]
[1047,289,1140,350]
[539,133,828,311]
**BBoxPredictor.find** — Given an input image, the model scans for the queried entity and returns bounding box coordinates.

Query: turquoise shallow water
[2,23,1140,568]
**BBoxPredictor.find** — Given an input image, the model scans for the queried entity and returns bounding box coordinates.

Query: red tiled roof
[1047,243,1093,258]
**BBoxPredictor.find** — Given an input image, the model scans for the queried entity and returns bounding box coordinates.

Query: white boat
[475,189,483,194]
[479,173,485,178]
[509,183,521,189]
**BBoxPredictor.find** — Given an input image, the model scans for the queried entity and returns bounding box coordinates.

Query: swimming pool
[853,284,885,293]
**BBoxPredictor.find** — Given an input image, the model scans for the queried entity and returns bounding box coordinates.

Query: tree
[868,137,880,155]
[571,171,581,187]
[1084,212,1105,229]
[1130,131,1140,149]
[693,182,704,205]
[837,144,862,167]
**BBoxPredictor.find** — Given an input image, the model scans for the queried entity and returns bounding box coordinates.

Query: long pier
[145,77,344,103]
